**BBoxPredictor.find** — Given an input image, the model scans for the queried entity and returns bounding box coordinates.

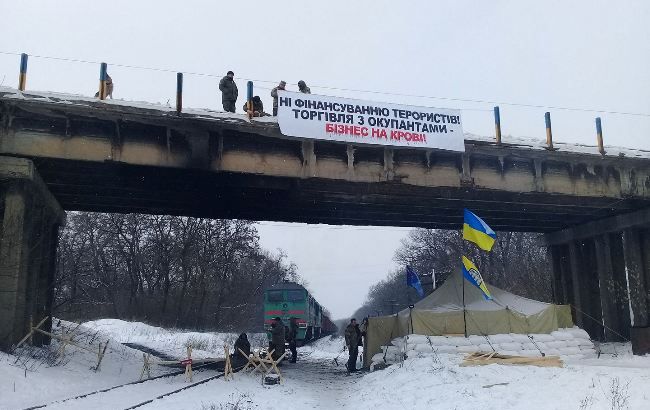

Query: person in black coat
[232,332,251,365]
[287,318,298,363]
[219,70,238,113]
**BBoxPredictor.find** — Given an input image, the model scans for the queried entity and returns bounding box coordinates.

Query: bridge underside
[28,157,649,232]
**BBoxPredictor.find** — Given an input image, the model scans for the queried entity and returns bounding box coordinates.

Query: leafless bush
[201,393,255,410]
[608,377,630,410]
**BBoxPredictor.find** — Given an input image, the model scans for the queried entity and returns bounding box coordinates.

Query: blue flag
[406,265,424,298]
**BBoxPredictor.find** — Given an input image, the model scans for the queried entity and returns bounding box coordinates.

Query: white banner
[277,91,464,152]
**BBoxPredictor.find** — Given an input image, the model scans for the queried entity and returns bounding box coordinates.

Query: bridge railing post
[544,112,555,150]
[18,53,28,91]
[176,73,183,115]
[98,63,108,100]
[494,106,501,144]
[596,117,606,156]
[246,81,253,119]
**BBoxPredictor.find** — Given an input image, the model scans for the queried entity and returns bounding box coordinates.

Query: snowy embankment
[1,319,649,410]
[83,319,267,359]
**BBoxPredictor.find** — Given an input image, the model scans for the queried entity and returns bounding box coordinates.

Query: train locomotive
[264,281,337,345]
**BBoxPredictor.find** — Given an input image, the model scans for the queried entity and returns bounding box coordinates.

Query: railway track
[21,342,232,410]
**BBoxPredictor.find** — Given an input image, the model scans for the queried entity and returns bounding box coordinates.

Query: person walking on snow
[298,80,311,94]
[219,70,238,113]
[270,80,286,116]
[270,317,286,362]
[345,318,362,372]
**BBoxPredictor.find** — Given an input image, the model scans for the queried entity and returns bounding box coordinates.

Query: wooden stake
[183,345,193,382]
[14,316,49,349]
[94,341,109,372]
[239,348,256,372]
[140,353,152,380]
[223,344,234,381]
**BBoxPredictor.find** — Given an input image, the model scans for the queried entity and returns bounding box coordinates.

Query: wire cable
[2,50,648,117]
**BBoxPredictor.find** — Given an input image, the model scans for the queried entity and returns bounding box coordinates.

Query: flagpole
[462,235,468,338]
[462,267,467,338]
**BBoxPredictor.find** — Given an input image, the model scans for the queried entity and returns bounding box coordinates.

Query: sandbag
[499,342,524,351]
[564,328,591,340]
[407,335,429,345]
[478,343,493,352]
[551,330,575,341]
[413,344,436,353]
[435,345,457,353]
[449,337,472,346]
[557,347,582,355]
[545,341,569,349]
[519,350,543,357]
[529,334,554,342]
[509,334,531,343]
[488,334,514,344]
[467,335,486,345]
[576,339,593,347]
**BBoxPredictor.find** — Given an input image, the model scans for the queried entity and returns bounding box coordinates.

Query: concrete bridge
[1,87,649,352]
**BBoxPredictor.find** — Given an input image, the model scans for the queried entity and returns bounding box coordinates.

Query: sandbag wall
[371,328,596,370]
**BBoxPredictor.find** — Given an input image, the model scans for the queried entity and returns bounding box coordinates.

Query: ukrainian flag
[462,209,496,251]
[461,256,492,300]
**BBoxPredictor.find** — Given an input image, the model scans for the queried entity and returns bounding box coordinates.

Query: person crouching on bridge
[287,317,298,363]
[298,80,311,94]
[232,332,251,366]
[242,96,268,117]
[219,70,238,113]
[270,317,286,363]
[94,73,114,99]
[345,318,362,372]
[270,81,286,116]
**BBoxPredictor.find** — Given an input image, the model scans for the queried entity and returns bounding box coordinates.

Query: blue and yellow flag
[461,256,492,300]
[463,209,496,251]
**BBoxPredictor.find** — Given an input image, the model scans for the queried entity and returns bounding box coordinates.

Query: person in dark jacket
[344,318,362,372]
[219,70,238,113]
[242,95,268,117]
[297,80,311,94]
[287,318,298,363]
[270,80,286,116]
[270,317,286,361]
[232,333,251,366]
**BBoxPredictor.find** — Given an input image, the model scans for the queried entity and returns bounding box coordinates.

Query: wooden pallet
[461,351,563,368]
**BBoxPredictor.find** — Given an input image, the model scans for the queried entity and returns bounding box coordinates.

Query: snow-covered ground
[1,319,649,410]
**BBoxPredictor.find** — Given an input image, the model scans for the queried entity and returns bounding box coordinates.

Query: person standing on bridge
[270,80,286,116]
[345,318,362,372]
[219,70,238,113]
[298,80,311,94]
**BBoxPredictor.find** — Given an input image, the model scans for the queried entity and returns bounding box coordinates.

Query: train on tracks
[264,281,337,345]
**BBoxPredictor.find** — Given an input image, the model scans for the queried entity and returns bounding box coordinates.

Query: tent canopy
[364,271,573,367]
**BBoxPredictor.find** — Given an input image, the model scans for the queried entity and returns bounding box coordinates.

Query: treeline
[353,229,550,319]
[55,213,299,332]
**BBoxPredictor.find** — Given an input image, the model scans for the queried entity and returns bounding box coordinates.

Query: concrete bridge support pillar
[545,211,650,352]
[0,156,64,351]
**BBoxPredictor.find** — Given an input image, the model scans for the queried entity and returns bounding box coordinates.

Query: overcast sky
[1,1,649,318]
